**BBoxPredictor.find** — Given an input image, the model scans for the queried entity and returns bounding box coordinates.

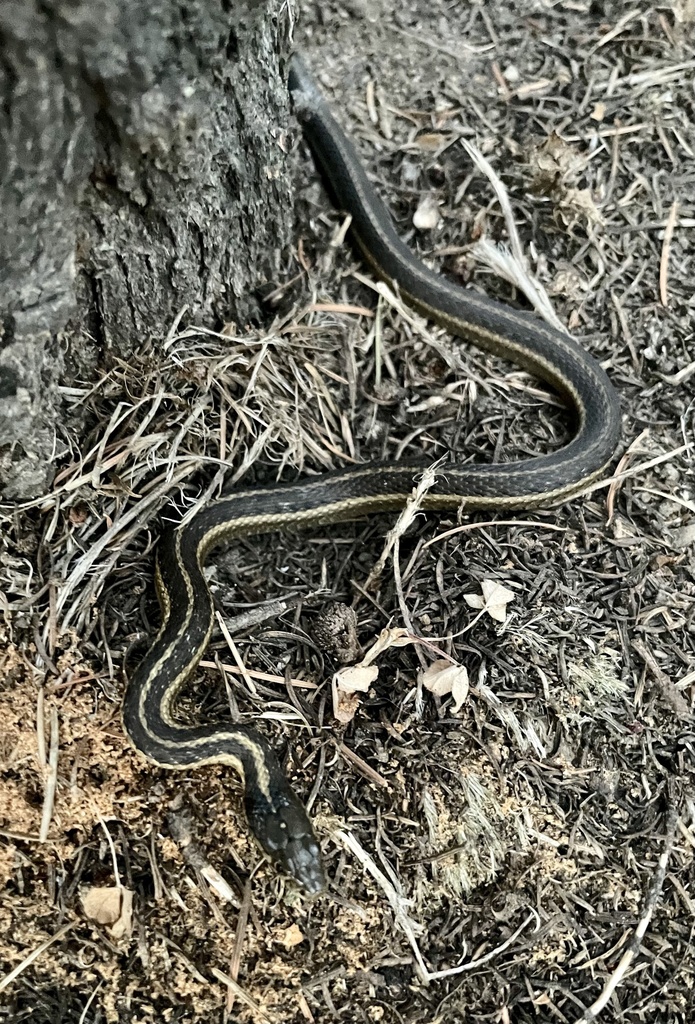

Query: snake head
[245,787,326,895]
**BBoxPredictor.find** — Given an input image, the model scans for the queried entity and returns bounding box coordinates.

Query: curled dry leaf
[82,885,133,938]
[332,684,362,724]
[334,664,379,695]
[331,628,414,724]
[464,579,516,623]
[332,664,379,724]
[362,627,413,666]
[421,659,470,712]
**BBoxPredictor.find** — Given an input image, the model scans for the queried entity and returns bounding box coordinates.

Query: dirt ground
[2,1,694,1022]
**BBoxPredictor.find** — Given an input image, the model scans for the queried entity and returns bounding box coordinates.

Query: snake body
[122,56,621,895]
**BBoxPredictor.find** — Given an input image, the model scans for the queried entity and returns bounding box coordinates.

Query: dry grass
[2,2,695,1022]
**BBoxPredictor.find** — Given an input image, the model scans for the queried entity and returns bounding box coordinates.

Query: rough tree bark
[0,0,295,500]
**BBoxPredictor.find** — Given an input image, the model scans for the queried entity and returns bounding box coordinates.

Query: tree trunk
[0,0,295,499]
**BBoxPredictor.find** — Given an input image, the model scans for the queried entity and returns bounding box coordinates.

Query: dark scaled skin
[245,783,325,895]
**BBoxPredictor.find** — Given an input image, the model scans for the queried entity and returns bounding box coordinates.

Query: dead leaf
[362,627,413,666]
[109,889,133,939]
[451,670,470,712]
[558,187,602,229]
[528,132,586,192]
[82,885,133,938]
[413,195,440,231]
[330,627,414,723]
[421,659,470,712]
[333,664,379,695]
[332,663,378,723]
[82,886,122,925]
[332,683,363,725]
[277,923,305,948]
[464,580,516,622]
[414,132,449,151]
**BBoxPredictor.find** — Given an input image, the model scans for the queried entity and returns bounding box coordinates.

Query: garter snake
[122,56,621,896]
